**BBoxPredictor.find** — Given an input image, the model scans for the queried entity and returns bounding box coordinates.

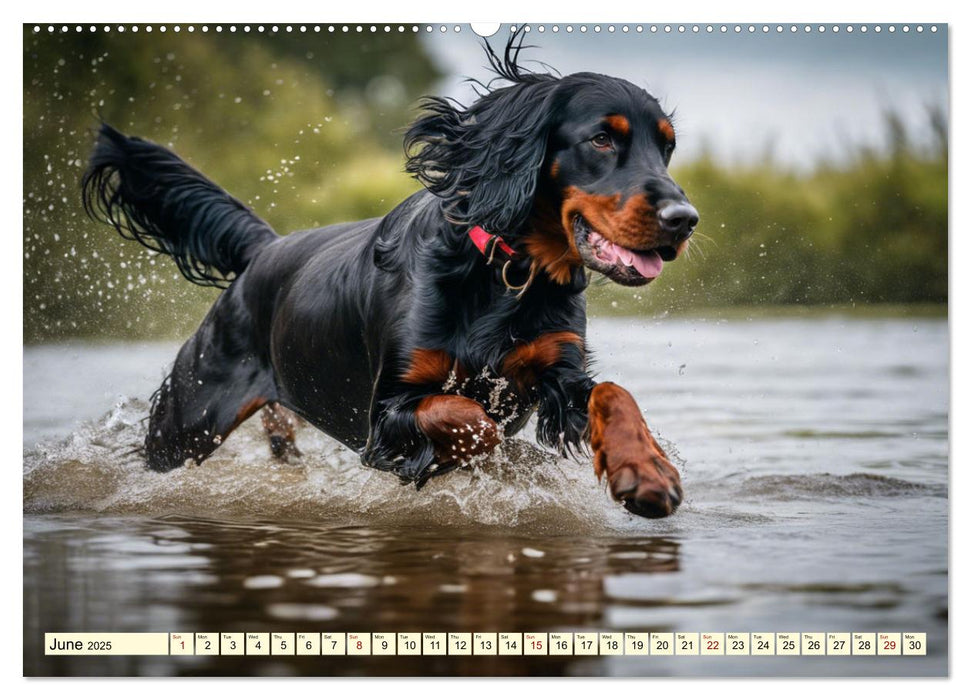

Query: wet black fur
[82,123,277,287]
[81,35,675,485]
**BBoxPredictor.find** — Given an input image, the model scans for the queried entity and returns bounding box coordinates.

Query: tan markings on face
[561,186,660,251]
[522,197,583,285]
[549,158,560,180]
[605,114,631,136]
[657,118,675,143]
[502,331,585,390]
[401,348,466,385]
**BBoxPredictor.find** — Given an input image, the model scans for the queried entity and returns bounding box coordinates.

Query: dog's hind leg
[144,294,278,472]
[261,403,302,460]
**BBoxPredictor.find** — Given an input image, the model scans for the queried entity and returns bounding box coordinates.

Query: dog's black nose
[658,201,699,241]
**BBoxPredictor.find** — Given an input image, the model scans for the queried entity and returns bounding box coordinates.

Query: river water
[23,315,949,676]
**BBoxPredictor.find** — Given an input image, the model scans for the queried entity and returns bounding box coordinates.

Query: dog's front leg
[587,382,683,518]
[363,393,500,488]
[414,395,502,469]
[535,353,682,518]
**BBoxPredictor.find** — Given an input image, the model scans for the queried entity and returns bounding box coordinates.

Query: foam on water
[23,398,645,534]
[23,394,943,537]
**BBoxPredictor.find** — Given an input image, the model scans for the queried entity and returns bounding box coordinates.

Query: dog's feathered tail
[81,123,277,288]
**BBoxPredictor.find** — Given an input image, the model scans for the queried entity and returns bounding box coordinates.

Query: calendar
[45,632,927,657]
[23,16,949,680]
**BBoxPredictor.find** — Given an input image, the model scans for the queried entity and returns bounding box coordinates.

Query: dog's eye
[590,133,613,150]
[664,141,675,160]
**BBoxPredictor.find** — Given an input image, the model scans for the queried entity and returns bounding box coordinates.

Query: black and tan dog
[82,40,698,518]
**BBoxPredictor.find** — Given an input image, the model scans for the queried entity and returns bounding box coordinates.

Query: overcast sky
[422,25,948,168]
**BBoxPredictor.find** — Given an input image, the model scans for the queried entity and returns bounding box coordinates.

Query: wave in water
[23,398,652,534]
[24,399,941,534]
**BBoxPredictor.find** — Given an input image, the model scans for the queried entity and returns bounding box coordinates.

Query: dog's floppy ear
[405,49,562,236]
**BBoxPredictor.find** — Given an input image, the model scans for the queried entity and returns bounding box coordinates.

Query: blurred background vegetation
[23,27,947,343]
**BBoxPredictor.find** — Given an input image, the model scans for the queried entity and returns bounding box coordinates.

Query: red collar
[468,226,518,261]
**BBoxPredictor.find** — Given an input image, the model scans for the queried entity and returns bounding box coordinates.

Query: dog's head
[405,36,698,287]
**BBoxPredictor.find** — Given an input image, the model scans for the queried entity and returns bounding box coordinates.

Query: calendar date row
[45,632,927,657]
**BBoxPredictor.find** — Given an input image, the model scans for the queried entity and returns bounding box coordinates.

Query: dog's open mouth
[573,216,677,287]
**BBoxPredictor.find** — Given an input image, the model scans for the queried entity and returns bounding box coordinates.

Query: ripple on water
[532,589,558,603]
[304,573,381,588]
[22,388,944,537]
[22,398,680,536]
[243,575,286,590]
[285,568,316,579]
[734,473,947,500]
[265,603,340,621]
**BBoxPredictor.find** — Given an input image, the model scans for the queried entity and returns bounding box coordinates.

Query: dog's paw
[600,440,682,518]
[588,382,683,519]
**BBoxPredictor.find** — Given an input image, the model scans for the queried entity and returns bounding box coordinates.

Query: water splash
[23,398,645,534]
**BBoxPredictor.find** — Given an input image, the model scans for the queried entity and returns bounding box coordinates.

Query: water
[23,316,949,676]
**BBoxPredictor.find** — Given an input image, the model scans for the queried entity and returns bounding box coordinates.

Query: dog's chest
[403,330,582,432]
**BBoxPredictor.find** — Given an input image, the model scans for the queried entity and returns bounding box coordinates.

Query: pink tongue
[588,231,664,279]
